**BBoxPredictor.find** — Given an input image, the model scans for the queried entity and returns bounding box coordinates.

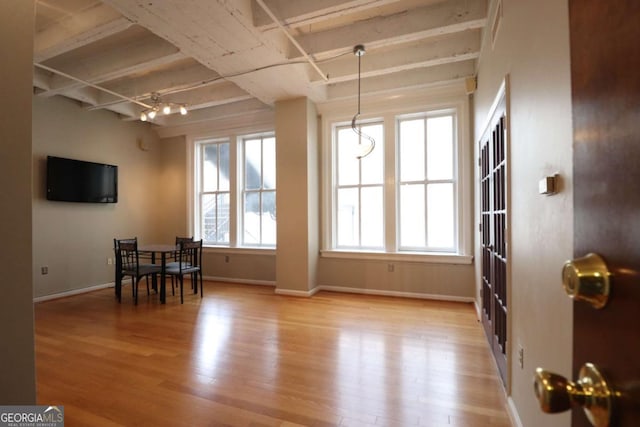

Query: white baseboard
[507,396,523,427]
[313,285,475,303]
[33,281,121,303]
[205,276,275,287]
[274,287,321,297]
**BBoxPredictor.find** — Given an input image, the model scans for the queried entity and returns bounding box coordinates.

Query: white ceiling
[34,0,487,135]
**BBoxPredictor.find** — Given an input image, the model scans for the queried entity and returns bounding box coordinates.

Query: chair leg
[199,271,203,298]
[133,278,138,305]
[179,275,184,304]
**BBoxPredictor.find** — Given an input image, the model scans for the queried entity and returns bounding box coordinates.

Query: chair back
[175,236,193,245]
[177,239,202,273]
[114,238,136,273]
[117,240,140,275]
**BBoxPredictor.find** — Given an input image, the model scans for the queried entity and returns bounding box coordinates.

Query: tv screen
[46,156,118,203]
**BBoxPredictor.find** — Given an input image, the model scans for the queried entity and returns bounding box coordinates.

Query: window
[326,106,466,258]
[198,140,230,245]
[194,133,276,248]
[335,122,384,249]
[242,135,276,246]
[398,114,456,251]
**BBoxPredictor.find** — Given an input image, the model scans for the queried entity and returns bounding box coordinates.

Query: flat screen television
[46,156,118,203]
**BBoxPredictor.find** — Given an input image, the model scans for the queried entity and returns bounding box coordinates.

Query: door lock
[534,363,617,427]
[562,253,611,309]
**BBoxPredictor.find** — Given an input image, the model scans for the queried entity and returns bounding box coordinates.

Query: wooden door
[480,93,508,386]
[570,1,640,425]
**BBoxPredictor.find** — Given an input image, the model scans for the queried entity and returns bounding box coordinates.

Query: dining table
[138,243,178,304]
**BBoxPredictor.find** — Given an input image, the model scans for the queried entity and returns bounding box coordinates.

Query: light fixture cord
[351,48,375,159]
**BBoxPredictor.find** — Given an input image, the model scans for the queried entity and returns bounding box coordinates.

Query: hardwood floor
[35,281,512,426]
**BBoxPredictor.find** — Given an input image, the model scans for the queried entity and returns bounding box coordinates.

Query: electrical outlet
[387,263,395,272]
[518,346,524,369]
[224,255,230,263]
[107,258,113,265]
[41,266,48,275]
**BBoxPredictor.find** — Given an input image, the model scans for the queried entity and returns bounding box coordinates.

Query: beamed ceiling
[34,0,487,136]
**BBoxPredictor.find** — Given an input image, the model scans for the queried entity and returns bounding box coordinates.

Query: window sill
[320,250,473,265]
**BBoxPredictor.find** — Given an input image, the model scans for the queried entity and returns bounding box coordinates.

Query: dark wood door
[570,1,640,425]
[480,94,507,386]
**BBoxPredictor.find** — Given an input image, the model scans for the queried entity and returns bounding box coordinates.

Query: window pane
[427,183,454,248]
[203,145,218,191]
[219,143,230,191]
[244,192,260,244]
[400,119,425,182]
[360,123,384,185]
[337,188,359,247]
[261,191,276,245]
[400,184,425,247]
[427,116,454,180]
[360,186,383,247]
[337,127,359,185]
[217,193,230,243]
[263,137,276,189]
[245,139,261,190]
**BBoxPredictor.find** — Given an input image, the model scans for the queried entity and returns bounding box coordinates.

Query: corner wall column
[275,98,319,294]
[0,0,37,403]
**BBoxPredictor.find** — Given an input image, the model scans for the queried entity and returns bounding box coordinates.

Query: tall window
[335,122,384,249]
[199,141,230,245]
[328,108,461,255]
[242,135,276,246]
[398,114,456,251]
[194,133,276,248]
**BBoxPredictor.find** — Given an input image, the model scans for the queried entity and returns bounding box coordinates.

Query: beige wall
[32,95,164,298]
[474,1,573,426]
[0,0,36,403]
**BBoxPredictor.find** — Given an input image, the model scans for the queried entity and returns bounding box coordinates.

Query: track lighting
[139,92,188,121]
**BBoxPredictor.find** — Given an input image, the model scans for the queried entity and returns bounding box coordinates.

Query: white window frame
[239,133,276,248]
[333,119,385,250]
[195,139,231,246]
[396,111,458,253]
[320,95,472,265]
[191,131,277,252]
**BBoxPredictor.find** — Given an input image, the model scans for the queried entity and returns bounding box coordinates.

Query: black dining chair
[165,239,203,304]
[166,236,193,294]
[113,238,136,302]
[115,238,162,305]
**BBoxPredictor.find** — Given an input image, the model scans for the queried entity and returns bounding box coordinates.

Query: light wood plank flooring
[35,281,511,426]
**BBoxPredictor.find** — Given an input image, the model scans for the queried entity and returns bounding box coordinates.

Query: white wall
[474,1,573,426]
[0,0,36,404]
[32,95,164,298]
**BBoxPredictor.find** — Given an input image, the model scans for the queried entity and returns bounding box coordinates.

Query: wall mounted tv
[46,156,118,203]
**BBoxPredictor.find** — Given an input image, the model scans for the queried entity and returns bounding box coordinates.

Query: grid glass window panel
[200,142,230,245]
[243,135,276,246]
[398,113,457,252]
[335,122,384,249]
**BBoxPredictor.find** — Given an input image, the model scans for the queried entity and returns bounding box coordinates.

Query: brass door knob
[534,363,615,427]
[562,253,611,309]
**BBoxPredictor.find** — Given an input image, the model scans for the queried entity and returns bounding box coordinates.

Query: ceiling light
[351,44,375,159]
[139,92,189,121]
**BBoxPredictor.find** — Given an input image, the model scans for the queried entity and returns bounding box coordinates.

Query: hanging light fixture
[351,44,375,159]
[140,92,188,121]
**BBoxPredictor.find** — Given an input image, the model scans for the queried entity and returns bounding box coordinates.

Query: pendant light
[351,45,375,159]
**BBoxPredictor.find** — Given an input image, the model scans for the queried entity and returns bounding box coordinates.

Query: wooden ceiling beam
[294,0,487,58]
[35,3,132,62]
